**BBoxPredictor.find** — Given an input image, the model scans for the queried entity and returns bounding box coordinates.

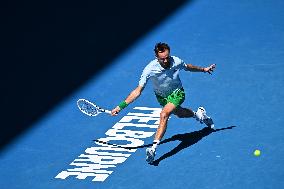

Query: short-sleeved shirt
[139,56,187,97]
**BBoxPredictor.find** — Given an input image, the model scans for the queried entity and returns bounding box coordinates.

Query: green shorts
[155,88,185,107]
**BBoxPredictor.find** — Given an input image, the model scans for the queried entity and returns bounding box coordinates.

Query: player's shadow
[151,126,236,166]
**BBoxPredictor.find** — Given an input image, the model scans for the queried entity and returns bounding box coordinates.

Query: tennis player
[111,42,216,164]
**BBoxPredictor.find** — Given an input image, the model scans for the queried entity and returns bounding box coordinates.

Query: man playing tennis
[111,42,216,164]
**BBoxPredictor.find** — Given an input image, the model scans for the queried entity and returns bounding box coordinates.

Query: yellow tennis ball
[254,149,261,156]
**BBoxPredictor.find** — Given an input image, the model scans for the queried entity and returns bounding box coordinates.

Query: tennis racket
[77,99,111,116]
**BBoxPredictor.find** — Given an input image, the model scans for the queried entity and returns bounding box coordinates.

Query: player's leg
[146,102,176,164]
[172,106,195,118]
[146,88,186,163]
[155,102,176,141]
[173,106,214,128]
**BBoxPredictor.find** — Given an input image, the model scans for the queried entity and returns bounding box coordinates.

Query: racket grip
[105,110,112,114]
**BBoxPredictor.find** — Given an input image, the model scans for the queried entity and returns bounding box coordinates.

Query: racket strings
[80,101,98,115]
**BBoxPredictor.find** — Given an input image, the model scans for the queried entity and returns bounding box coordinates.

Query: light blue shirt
[139,56,187,97]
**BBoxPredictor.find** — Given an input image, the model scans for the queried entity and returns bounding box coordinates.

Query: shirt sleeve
[176,57,188,71]
[138,65,151,88]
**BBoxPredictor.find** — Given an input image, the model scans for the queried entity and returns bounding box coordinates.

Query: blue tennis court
[1,0,284,188]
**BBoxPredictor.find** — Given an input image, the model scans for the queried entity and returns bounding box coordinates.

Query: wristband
[118,101,128,110]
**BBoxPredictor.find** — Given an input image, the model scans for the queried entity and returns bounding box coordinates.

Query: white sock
[152,140,160,151]
[193,111,197,118]
[195,108,204,121]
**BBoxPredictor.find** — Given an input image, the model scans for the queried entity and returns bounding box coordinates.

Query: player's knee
[160,111,170,120]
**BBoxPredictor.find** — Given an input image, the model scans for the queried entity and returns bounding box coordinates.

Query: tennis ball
[254,149,261,157]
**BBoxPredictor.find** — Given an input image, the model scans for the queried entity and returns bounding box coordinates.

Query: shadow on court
[94,126,236,166]
[151,126,236,166]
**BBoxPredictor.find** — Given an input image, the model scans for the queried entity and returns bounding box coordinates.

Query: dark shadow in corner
[1,0,193,150]
[151,126,236,166]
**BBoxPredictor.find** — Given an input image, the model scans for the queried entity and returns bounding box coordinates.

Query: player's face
[157,49,170,67]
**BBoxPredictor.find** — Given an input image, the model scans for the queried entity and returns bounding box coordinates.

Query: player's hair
[154,42,170,55]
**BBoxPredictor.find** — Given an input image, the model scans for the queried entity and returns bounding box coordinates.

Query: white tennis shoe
[195,107,214,129]
[146,148,156,164]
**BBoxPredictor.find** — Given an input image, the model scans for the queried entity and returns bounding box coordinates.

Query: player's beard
[159,61,170,69]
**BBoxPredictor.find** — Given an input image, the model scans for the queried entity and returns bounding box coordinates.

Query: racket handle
[104,110,112,114]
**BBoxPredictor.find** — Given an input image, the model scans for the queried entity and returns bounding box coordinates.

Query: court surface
[1,0,284,188]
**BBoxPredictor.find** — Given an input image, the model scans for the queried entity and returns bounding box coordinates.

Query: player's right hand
[111,106,121,116]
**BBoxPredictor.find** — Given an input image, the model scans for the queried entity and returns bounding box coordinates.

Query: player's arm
[111,85,144,116]
[186,64,216,75]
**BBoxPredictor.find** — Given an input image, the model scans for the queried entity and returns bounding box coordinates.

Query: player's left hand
[204,64,216,75]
